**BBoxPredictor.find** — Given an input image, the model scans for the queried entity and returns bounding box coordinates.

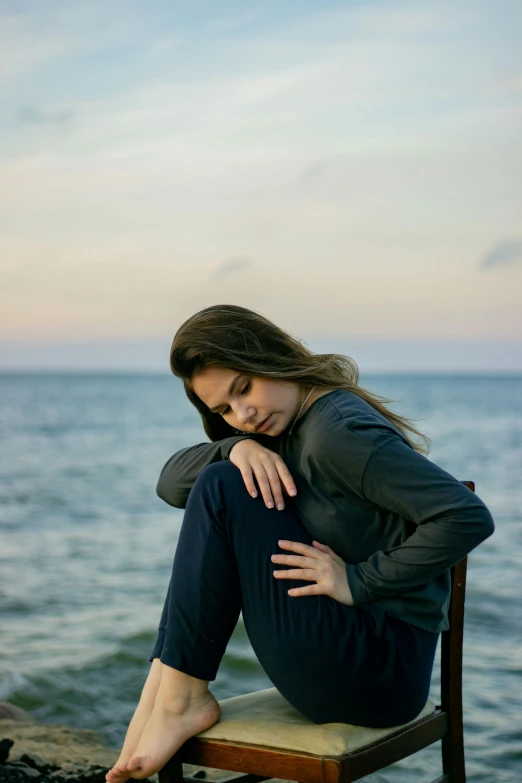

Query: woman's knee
[192,459,303,531]
[193,460,247,501]
[198,459,243,484]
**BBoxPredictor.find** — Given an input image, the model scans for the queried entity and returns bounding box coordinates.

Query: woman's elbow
[479,506,495,541]
[156,478,186,509]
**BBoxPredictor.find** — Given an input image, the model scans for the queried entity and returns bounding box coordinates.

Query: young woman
[106,304,494,782]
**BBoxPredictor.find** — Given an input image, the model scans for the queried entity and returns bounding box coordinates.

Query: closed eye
[221,381,251,415]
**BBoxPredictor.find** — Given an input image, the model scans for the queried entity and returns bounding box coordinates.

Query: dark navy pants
[150,461,438,728]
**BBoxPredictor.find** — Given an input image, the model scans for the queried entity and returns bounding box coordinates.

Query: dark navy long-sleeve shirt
[156,389,495,633]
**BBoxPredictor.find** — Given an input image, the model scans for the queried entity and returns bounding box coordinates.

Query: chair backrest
[438,478,473,774]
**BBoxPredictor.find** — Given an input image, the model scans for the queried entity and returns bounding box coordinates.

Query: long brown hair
[170,304,430,454]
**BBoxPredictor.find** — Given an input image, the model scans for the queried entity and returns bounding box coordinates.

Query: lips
[255,414,272,432]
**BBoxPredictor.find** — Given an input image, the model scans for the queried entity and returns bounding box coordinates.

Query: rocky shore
[0,702,240,783]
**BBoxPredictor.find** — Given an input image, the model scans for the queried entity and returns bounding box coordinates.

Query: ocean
[0,372,520,782]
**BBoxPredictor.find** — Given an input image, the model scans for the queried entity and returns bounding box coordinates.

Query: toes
[127,756,153,780]
[127,756,145,773]
[106,767,130,783]
[126,757,139,773]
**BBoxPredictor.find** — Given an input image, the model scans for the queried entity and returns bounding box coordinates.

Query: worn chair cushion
[197,688,437,756]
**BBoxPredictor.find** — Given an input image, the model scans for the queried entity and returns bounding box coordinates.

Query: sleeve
[344,433,495,605]
[156,436,253,508]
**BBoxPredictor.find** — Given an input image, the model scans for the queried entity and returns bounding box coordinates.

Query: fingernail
[277,503,284,510]
[267,501,274,508]
[289,489,297,496]
[251,490,258,498]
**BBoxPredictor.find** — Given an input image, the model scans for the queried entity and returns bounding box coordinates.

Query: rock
[4,762,41,777]
[18,757,44,773]
[19,757,54,775]
[0,719,287,783]
[0,722,115,772]
[0,706,32,724]
[0,740,14,764]
[0,766,37,783]
[47,765,124,783]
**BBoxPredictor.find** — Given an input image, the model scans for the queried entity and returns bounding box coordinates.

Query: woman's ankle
[139,659,163,701]
[156,663,210,702]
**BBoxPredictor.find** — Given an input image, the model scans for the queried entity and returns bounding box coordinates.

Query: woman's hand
[271,540,354,605]
[229,439,297,510]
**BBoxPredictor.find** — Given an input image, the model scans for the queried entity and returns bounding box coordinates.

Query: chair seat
[196,688,436,757]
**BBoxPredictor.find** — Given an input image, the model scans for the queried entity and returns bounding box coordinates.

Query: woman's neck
[299,386,336,418]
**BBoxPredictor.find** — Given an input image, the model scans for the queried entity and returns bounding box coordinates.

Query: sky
[1,0,521,372]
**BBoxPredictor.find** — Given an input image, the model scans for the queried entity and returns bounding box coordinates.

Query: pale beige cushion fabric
[197,688,436,756]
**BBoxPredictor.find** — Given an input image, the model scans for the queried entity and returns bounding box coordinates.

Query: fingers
[231,442,296,510]
[312,540,344,566]
[287,585,321,597]
[271,541,345,602]
[246,460,287,510]
[238,466,259,500]
[273,567,318,581]
[312,541,330,551]
[260,456,297,509]
[271,553,316,568]
[261,461,287,509]
[275,460,298,498]
[237,460,281,509]
[272,541,331,597]
[277,540,325,557]
[273,563,329,598]
[249,463,279,508]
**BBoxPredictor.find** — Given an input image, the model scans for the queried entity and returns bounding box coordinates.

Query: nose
[234,402,256,427]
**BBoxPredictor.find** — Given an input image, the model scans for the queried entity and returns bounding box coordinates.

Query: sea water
[1,372,520,783]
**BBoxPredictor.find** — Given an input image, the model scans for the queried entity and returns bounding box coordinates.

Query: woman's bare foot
[106,659,163,783]
[126,668,221,780]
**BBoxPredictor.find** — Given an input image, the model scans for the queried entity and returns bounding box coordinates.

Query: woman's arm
[156,436,252,508]
[344,433,495,605]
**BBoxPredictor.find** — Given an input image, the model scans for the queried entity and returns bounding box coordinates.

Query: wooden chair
[159,480,474,783]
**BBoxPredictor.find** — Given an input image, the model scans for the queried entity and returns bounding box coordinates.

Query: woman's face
[191,367,303,436]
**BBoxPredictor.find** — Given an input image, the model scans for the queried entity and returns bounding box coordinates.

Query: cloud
[17,106,74,127]
[480,240,522,269]
[1,1,521,343]
[210,9,260,33]
[213,258,252,281]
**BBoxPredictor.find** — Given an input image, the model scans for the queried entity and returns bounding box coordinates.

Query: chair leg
[441,728,466,783]
[158,758,184,783]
